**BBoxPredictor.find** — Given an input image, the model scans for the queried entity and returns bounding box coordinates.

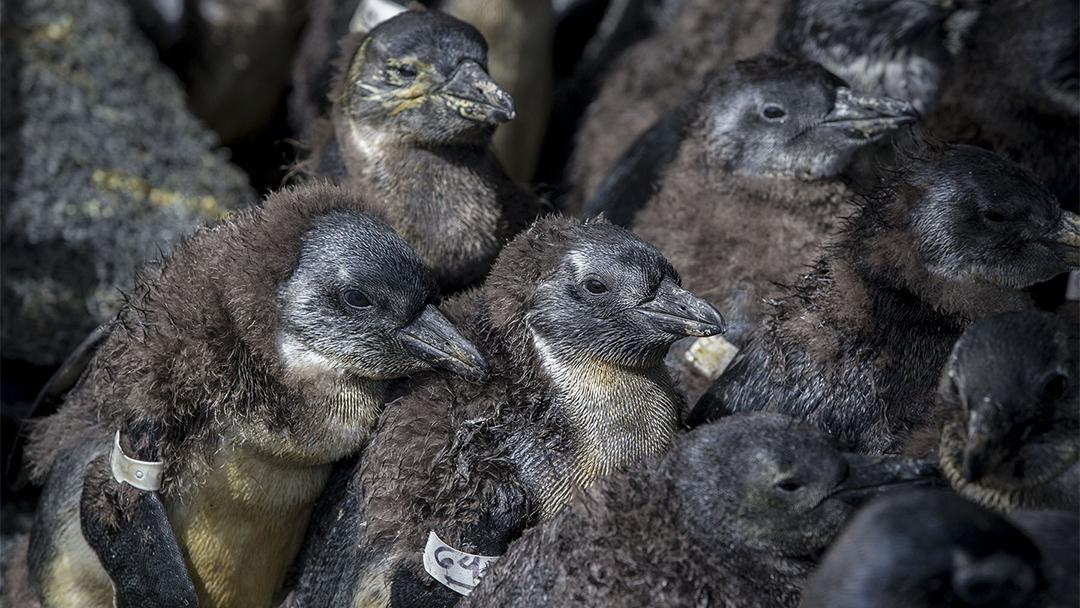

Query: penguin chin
[941,420,1080,496]
[278,332,347,380]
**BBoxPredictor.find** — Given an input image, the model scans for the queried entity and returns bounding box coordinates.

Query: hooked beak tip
[398,306,490,382]
[439,61,515,126]
[635,281,726,338]
[1051,211,1080,267]
[822,88,921,139]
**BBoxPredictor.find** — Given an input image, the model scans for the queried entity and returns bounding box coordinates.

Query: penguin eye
[1039,372,1068,402]
[761,104,787,120]
[389,63,417,79]
[775,479,803,492]
[584,279,609,295]
[341,289,372,309]
[981,209,1009,223]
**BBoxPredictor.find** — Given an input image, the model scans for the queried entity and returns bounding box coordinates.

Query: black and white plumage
[22,184,485,608]
[287,215,725,608]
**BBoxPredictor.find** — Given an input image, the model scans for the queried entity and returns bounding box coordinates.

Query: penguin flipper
[389,472,532,608]
[6,322,114,488]
[582,102,688,226]
[79,452,196,607]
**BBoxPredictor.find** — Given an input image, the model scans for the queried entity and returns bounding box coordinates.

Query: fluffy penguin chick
[23,184,487,608]
[692,143,1080,454]
[301,10,543,292]
[930,311,1079,511]
[801,490,1069,608]
[287,215,726,608]
[778,0,981,115]
[462,413,938,608]
[927,0,1079,208]
[621,55,915,397]
[566,0,784,214]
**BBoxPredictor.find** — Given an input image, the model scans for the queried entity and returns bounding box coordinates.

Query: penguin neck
[333,112,515,288]
[268,331,391,464]
[839,223,1035,323]
[335,113,493,178]
[529,331,680,509]
[685,133,854,194]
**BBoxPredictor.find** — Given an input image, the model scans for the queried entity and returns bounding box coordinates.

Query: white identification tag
[684,334,739,380]
[350,0,408,33]
[422,530,499,596]
[109,431,164,492]
[1068,270,1080,301]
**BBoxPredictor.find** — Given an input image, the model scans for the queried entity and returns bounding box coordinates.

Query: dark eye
[1039,373,1068,401]
[584,279,609,294]
[341,289,372,309]
[982,209,1008,223]
[390,64,417,79]
[776,480,803,492]
[762,104,786,120]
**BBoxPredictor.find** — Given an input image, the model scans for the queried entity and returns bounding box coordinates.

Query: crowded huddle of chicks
[4,0,1080,606]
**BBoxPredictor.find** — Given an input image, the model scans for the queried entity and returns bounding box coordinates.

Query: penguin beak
[1048,210,1080,267]
[634,279,727,338]
[438,60,516,125]
[820,88,919,140]
[829,454,942,507]
[397,305,489,382]
[960,407,1010,483]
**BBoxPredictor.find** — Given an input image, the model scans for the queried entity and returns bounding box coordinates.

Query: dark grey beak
[439,60,516,125]
[961,409,1008,483]
[831,454,942,507]
[1048,210,1080,267]
[821,88,919,140]
[397,305,489,382]
[634,279,726,338]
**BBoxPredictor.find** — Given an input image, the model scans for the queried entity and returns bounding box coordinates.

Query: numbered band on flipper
[422,530,500,596]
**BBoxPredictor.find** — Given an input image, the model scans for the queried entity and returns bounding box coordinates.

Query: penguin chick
[778,0,982,115]
[566,0,785,214]
[300,10,544,292]
[619,56,916,357]
[692,143,1080,454]
[462,413,939,608]
[933,311,1079,511]
[287,215,726,608]
[801,490,1059,608]
[23,184,487,608]
[927,0,1079,208]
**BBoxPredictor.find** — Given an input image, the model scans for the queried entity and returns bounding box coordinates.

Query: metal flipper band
[422,531,500,596]
[110,431,164,492]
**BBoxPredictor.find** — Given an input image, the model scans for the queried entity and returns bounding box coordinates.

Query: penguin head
[694,55,917,179]
[335,10,515,146]
[937,312,1078,505]
[270,194,488,384]
[967,0,1079,116]
[801,490,1044,608]
[780,0,970,113]
[669,414,938,560]
[890,144,1080,289]
[483,216,725,370]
